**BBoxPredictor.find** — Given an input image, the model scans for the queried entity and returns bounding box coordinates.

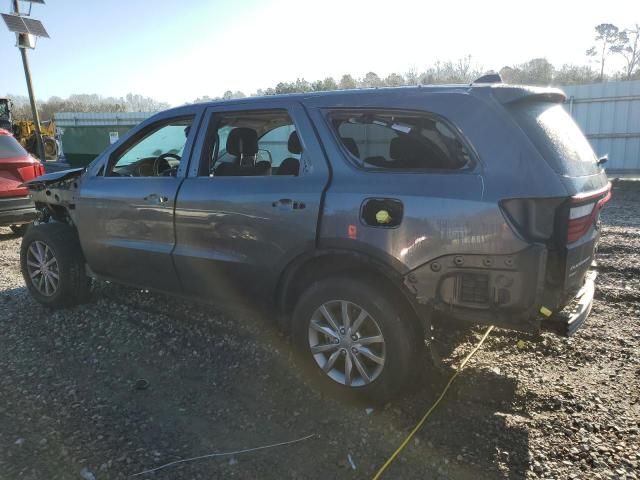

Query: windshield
[509,102,600,177]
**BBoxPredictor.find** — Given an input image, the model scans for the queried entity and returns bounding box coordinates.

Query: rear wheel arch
[276,249,426,335]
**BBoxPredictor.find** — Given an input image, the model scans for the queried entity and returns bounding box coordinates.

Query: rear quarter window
[329,110,472,171]
[0,135,28,159]
[509,102,600,177]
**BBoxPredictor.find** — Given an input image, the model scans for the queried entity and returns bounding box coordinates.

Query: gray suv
[20,82,610,400]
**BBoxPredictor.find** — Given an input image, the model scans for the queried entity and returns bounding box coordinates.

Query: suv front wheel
[20,222,92,308]
[292,277,421,402]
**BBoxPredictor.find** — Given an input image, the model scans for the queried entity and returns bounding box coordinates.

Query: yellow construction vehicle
[0,97,58,160]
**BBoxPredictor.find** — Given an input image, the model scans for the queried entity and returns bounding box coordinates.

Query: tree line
[6,93,170,122]
[6,22,639,120]
[194,23,640,101]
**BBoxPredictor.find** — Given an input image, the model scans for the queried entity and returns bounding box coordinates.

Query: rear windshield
[509,102,600,177]
[0,135,27,159]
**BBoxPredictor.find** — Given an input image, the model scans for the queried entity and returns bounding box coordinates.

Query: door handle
[272,199,305,210]
[144,193,169,204]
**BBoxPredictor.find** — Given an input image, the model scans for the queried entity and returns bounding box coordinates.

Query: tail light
[16,163,45,182]
[500,197,565,242]
[500,184,612,245]
[567,186,612,243]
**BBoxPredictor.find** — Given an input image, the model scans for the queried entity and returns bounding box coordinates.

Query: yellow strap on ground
[372,325,495,480]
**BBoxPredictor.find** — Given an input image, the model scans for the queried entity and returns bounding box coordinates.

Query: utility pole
[12,0,44,161]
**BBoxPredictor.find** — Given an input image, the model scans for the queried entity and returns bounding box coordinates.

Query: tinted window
[509,102,600,177]
[331,111,471,170]
[0,135,28,159]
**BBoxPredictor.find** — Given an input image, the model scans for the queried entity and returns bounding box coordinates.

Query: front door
[173,102,329,305]
[75,111,201,291]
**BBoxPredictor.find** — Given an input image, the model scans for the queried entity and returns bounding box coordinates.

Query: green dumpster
[54,112,153,167]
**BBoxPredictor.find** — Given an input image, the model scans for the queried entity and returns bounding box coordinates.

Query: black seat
[389,135,449,169]
[216,127,263,176]
[276,131,301,176]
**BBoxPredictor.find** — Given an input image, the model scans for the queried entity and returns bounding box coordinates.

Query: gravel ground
[1,181,638,480]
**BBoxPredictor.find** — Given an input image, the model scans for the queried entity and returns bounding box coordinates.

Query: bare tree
[586,23,621,81]
[361,72,384,88]
[511,58,555,85]
[338,74,357,89]
[552,64,598,85]
[613,24,640,80]
[404,67,419,85]
[124,93,169,112]
[384,73,405,87]
[455,54,473,79]
[418,56,484,84]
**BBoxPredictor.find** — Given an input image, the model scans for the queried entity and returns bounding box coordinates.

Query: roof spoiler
[490,85,567,105]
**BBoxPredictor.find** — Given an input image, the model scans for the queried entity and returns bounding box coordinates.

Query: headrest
[278,158,300,176]
[287,131,302,154]
[226,127,258,156]
[340,137,360,157]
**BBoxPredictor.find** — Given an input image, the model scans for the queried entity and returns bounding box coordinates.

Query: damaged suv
[21,81,610,400]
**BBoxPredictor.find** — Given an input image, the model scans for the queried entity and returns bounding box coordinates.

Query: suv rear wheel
[292,277,421,402]
[20,222,91,308]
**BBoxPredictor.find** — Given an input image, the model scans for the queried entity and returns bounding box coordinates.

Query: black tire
[10,224,28,236]
[292,277,422,403]
[20,222,91,308]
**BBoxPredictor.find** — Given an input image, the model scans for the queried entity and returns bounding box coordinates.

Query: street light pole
[12,0,44,161]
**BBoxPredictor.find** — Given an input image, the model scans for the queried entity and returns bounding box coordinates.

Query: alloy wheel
[26,240,59,297]
[308,300,386,387]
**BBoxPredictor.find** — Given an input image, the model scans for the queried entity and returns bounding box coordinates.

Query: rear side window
[0,135,27,159]
[329,110,472,170]
[509,102,600,177]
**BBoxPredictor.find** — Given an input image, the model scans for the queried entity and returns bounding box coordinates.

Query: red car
[0,129,44,235]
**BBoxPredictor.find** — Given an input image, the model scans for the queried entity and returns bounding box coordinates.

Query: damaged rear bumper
[404,245,597,336]
[540,271,596,337]
[404,245,548,333]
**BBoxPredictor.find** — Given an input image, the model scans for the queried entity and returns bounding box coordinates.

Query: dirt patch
[0,182,638,480]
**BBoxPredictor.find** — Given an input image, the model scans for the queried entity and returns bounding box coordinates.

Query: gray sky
[1,0,637,105]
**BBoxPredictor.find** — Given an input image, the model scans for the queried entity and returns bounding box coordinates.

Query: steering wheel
[153,152,181,176]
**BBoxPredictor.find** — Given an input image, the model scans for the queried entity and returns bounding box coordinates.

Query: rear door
[173,100,329,304]
[74,107,203,291]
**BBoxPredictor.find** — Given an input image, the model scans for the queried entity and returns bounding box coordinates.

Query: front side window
[108,118,193,177]
[330,110,471,170]
[202,110,301,177]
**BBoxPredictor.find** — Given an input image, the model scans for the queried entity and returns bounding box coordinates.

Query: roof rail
[472,73,503,84]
